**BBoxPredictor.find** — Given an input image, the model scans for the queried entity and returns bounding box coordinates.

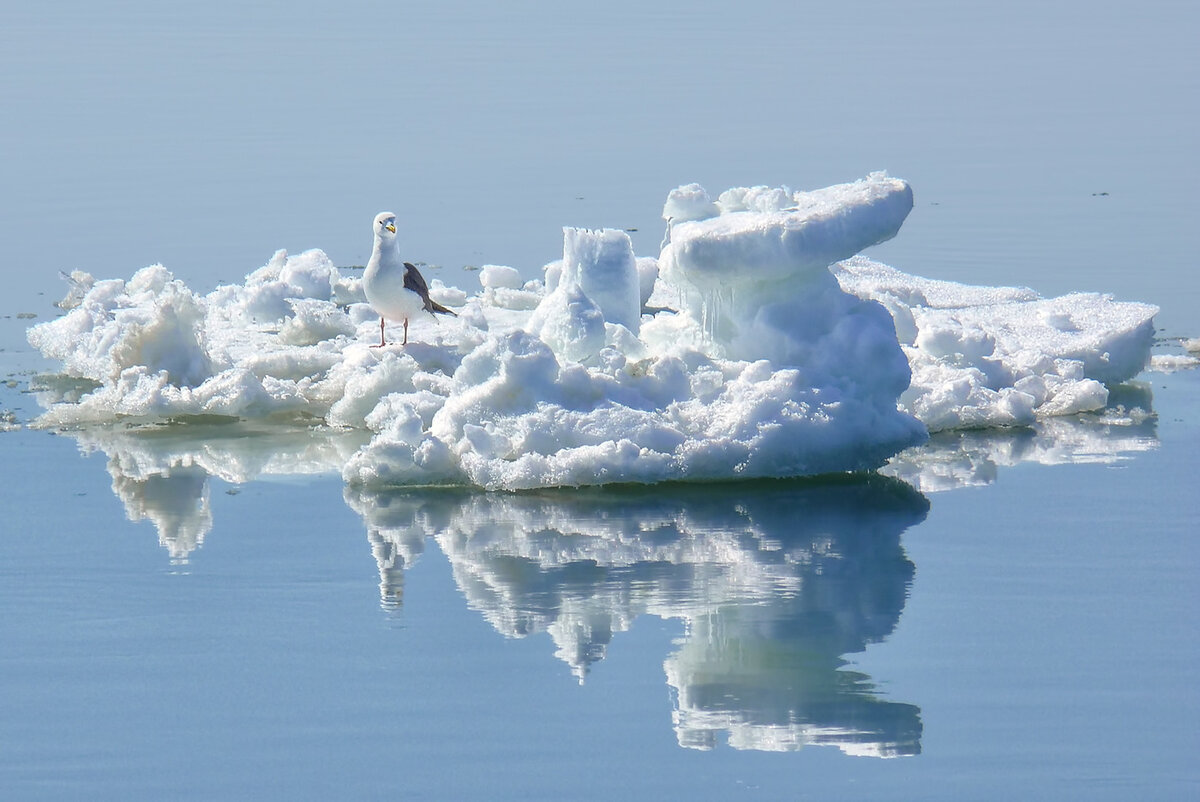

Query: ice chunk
[561,227,641,333]
[1148,353,1200,373]
[662,173,912,293]
[278,299,356,346]
[526,227,641,365]
[226,249,340,323]
[656,174,916,412]
[479,264,523,290]
[716,185,795,214]
[525,282,607,365]
[636,256,659,310]
[28,264,212,387]
[662,183,719,224]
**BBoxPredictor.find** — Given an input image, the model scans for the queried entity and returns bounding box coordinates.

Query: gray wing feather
[403,262,429,297]
[404,262,457,317]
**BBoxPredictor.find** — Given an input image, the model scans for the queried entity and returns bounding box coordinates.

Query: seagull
[363,211,456,346]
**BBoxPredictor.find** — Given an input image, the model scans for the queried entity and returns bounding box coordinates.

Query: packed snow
[26,173,1161,490]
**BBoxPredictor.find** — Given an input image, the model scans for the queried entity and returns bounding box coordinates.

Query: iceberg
[26,174,1160,490]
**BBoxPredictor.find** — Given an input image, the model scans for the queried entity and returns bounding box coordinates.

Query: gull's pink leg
[371,317,386,347]
[403,318,409,346]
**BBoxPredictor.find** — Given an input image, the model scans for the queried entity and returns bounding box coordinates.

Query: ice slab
[834,257,1158,431]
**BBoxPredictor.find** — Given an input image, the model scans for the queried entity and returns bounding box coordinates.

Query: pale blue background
[2,2,1198,799]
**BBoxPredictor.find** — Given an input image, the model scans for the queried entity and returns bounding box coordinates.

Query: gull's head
[373,211,398,240]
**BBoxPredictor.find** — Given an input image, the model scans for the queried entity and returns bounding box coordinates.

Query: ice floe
[25,173,1163,490]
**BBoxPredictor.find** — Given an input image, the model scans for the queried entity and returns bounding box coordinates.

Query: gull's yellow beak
[386,223,396,234]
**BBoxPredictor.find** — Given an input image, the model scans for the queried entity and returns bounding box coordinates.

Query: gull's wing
[403,262,456,317]
[402,262,430,299]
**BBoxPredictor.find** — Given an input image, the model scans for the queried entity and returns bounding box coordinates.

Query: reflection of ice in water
[884,383,1158,492]
[58,400,1163,753]
[351,478,928,755]
[66,423,368,562]
[343,487,432,611]
[667,606,922,756]
[113,465,212,563]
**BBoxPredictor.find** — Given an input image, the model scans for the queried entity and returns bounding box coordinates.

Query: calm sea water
[2,1,1198,799]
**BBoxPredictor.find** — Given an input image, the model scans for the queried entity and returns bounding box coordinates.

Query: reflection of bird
[364,211,456,346]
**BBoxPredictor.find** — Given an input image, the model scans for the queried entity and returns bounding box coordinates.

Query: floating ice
[26,174,1160,490]
[1148,353,1200,373]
